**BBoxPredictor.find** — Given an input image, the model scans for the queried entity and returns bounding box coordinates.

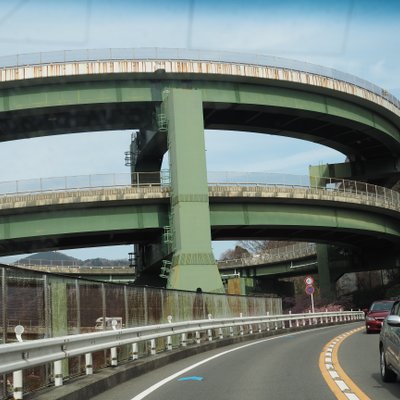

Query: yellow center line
[319,326,371,400]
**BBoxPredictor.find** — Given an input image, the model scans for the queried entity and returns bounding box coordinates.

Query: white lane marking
[346,394,361,400]
[130,326,337,400]
[336,380,350,391]
[322,327,365,400]
[329,371,339,379]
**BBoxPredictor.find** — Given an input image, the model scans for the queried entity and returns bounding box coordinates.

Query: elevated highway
[0,48,399,295]
[1,176,399,293]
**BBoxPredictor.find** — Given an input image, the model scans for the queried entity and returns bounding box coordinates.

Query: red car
[365,300,395,333]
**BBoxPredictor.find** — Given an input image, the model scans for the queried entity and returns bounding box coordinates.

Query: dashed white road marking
[319,326,370,400]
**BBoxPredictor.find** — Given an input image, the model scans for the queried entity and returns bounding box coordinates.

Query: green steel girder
[0,196,399,256]
[0,77,399,165]
[0,203,168,255]
[210,202,400,250]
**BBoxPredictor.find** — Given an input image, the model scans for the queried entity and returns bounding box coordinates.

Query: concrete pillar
[164,88,224,293]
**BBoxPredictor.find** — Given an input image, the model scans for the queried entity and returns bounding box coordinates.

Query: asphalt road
[91,322,400,400]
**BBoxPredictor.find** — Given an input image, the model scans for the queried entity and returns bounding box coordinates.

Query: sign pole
[310,291,315,313]
[304,276,315,314]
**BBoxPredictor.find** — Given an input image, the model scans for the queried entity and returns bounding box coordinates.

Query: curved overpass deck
[0,183,399,256]
[0,48,399,169]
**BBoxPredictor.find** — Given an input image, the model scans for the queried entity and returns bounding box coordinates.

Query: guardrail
[0,310,364,398]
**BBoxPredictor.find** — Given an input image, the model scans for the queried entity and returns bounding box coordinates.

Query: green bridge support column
[50,278,69,377]
[164,88,224,293]
[316,244,337,300]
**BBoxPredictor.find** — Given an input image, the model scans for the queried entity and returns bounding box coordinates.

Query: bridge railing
[0,47,397,107]
[218,243,316,269]
[0,171,399,204]
[0,310,364,398]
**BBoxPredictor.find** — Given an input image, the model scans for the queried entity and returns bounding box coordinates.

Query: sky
[0,0,399,262]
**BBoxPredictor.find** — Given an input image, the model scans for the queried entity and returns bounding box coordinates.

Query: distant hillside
[18,251,129,267]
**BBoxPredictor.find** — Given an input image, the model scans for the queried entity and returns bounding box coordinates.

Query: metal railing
[11,259,129,269]
[0,171,398,199]
[0,310,364,398]
[0,172,167,195]
[0,172,399,218]
[218,243,316,269]
[0,48,398,107]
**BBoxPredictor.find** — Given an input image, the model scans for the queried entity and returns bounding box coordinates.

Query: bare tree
[219,245,250,260]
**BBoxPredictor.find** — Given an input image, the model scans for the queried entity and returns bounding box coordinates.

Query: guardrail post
[85,353,93,374]
[167,315,173,350]
[195,330,201,344]
[150,339,156,355]
[266,312,270,331]
[239,313,244,335]
[218,328,224,339]
[131,343,138,360]
[308,310,312,325]
[296,316,299,327]
[181,333,187,347]
[208,314,213,341]
[302,315,306,326]
[167,335,173,350]
[13,325,24,398]
[13,370,23,399]
[54,360,63,386]
[288,311,292,328]
[111,347,118,367]
[258,323,262,333]
[249,324,253,334]
[229,326,234,337]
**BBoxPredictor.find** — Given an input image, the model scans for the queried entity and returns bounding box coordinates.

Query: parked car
[379,300,400,382]
[365,300,395,333]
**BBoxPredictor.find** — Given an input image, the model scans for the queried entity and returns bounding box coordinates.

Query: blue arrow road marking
[178,376,204,382]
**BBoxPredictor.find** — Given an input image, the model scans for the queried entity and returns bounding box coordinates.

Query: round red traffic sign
[305,284,315,295]
[304,276,314,286]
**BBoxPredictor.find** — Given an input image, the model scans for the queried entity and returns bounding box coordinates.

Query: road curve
[90,322,400,400]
